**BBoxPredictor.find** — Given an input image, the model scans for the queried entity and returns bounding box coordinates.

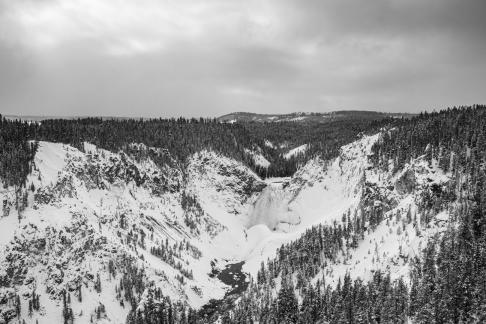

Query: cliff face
[395,167,416,194]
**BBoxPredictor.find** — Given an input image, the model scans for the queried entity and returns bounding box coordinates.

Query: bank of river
[198,261,249,320]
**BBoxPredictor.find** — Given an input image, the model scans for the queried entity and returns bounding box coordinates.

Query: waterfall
[248,179,299,231]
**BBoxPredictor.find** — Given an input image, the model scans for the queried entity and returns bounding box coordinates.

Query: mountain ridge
[218,110,416,123]
[3,110,417,123]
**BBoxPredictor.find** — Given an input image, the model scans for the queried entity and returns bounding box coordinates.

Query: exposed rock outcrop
[395,168,416,194]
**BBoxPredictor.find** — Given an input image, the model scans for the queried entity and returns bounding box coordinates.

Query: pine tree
[277,278,298,324]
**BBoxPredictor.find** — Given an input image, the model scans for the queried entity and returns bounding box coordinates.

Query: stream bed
[199,261,249,320]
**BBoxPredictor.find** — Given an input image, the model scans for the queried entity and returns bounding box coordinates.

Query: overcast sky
[0,0,485,118]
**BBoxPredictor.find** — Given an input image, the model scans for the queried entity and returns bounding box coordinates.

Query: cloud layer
[1,0,485,117]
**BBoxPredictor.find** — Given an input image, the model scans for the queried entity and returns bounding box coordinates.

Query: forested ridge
[0,113,394,187]
[241,118,391,176]
[0,118,37,188]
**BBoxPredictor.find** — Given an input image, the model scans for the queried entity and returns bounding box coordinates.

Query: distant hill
[3,115,143,122]
[218,110,416,123]
[4,110,415,123]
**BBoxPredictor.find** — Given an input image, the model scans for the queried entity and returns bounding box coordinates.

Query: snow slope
[0,142,252,322]
[242,135,380,274]
[283,144,308,159]
[243,133,455,290]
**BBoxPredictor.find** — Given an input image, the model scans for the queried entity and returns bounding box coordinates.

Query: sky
[0,0,485,118]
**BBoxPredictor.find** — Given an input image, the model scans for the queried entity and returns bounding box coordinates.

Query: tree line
[0,114,396,190]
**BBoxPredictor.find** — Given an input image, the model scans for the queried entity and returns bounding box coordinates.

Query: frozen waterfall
[248,179,299,231]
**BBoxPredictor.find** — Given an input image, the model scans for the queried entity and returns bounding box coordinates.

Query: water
[199,261,249,320]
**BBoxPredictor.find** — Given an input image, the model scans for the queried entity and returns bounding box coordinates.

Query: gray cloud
[0,0,485,117]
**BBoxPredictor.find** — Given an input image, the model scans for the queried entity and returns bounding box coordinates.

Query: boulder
[395,168,416,194]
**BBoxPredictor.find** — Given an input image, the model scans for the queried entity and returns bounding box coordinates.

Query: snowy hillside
[0,141,266,323]
[0,130,456,323]
[240,132,455,291]
[283,144,308,160]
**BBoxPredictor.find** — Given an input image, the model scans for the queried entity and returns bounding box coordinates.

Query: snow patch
[244,148,270,168]
[283,144,308,159]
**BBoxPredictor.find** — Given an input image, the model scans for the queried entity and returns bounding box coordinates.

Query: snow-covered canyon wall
[0,131,455,323]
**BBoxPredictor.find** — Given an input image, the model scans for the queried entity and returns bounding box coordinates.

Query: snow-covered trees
[277,278,298,323]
